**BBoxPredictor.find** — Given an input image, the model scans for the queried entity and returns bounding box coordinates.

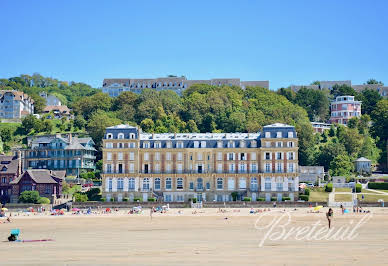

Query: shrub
[368,182,388,190]
[325,183,333,192]
[19,191,40,203]
[37,197,50,204]
[243,197,251,201]
[282,197,291,201]
[133,198,141,202]
[101,198,106,202]
[110,197,114,202]
[257,198,265,201]
[299,195,309,201]
[123,198,129,202]
[231,192,239,201]
[191,198,197,203]
[148,198,156,202]
[74,193,88,202]
[86,188,101,201]
[304,188,310,196]
[355,183,362,193]
[271,197,277,201]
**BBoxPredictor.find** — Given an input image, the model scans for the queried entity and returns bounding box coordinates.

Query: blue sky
[1,0,387,89]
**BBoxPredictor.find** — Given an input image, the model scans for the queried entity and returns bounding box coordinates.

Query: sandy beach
[1,207,388,265]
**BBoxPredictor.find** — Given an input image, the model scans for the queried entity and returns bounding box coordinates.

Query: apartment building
[101,77,269,97]
[0,90,34,119]
[329,95,361,125]
[23,134,96,176]
[101,123,299,203]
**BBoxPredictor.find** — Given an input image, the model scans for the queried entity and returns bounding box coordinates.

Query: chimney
[56,133,61,138]
[17,150,22,176]
[152,133,155,139]
[68,133,72,143]
[174,132,177,139]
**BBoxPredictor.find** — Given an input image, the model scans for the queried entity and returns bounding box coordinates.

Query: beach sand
[0,207,388,265]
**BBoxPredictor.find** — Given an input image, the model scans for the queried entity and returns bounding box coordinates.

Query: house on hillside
[0,152,22,203]
[9,169,65,203]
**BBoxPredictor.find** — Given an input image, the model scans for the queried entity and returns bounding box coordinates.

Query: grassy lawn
[365,189,388,193]
[335,194,352,202]
[63,184,81,195]
[309,191,329,202]
[357,193,388,203]
[335,188,352,192]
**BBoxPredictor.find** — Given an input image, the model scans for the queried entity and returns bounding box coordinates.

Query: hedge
[148,198,156,202]
[123,198,129,202]
[299,195,309,201]
[243,197,251,201]
[368,182,388,190]
[355,183,362,193]
[133,198,141,202]
[271,197,277,201]
[325,183,333,192]
[304,188,310,196]
[282,197,291,201]
[257,198,265,201]
[37,197,50,204]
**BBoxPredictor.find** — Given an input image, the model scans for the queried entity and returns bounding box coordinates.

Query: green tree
[74,115,86,130]
[347,117,359,129]
[43,119,53,133]
[359,136,381,163]
[73,92,112,119]
[315,141,347,170]
[0,127,12,142]
[329,154,354,176]
[140,118,155,132]
[30,94,46,113]
[371,99,388,167]
[357,89,382,115]
[294,87,330,121]
[366,79,383,85]
[86,110,122,148]
[21,114,39,134]
[331,84,357,98]
[19,191,40,203]
[295,122,315,166]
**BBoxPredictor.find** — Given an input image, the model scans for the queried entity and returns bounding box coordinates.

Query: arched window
[117,178,124,191]
[165,177,172,190]
[177,178,183,189]
[106,133,113,139]
[197,178,203,190]
[128,178,135,190]
[250,177,258,191]
[118,133,124,139]
[154,178,161,190]
[217,178,223,190]
[108,178,113,191]
[142,178,150,190]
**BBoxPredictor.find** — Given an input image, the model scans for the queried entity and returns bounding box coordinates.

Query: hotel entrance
[196,193,203,202]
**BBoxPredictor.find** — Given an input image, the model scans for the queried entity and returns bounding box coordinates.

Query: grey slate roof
[0,155,19,174]
[10,170,62,184]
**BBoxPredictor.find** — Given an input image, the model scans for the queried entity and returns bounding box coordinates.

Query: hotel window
[165,178,172,190]
[277,163,282,173]
[177,152,183,161]
[166,141,172,148]
[251,141,257,148]
[287,141,294,148]
[189,182,194,190]
[228,164,235,173]
[144,153,149,161]
[240,140,245,148]
[240,153,246,161]
[117,178,124,191]
[107,152,112,160]
[155,152,160,161]
[217,178,223,190]
[142,178,150,190]
[177,164,183,173]
[154,142,161,148]
[154,164,160,173]
[176,195,184,202]
[201,141,206,148]
[217,152,222,161]
[239,163,246,173]
[154,177,160,190]
[118,152,123,160]
[128,178,135,190]
[251,163,257,173]
[265,142,271,148]
[239,178,246,190]
[227,141,235,148]
[250,177,258,191]
[108,178,113,191]
[177,178,183,189]
[265,178,271,190]
[228,178,235,190]
[129,152,134,160]
[129,163,134,173]
[130,142,136,148]
[265,163,271,173]
[118,133,124,139]
[177,141,183,148]
[276,132,282,138]
[166,164,171,173]
[250,152,256,160]
[197,153,203,160]
[276,142,283,148]
[277,182,283,191]
[288,152,294,160]
[276,152,282,160]
[288,132,294,138]
[217,141,223,148]
[197,178,203,190]
[288,163,294,173]
[106,142,113,148]
[228,153,235,161]
[118,143,124,148]
[107,164,112,173]
[130,133,135,139]
[164,195,172,202]
[118,164,123,173]
[143,142,150,148]
[265,132,271,138]
[194,141,199,148]
[265,152,271,160]
[107,133,113,139]
[217,163,223,173]
[166,152,171,160]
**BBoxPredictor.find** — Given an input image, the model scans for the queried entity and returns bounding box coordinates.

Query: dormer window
[194,141,199,148]
[118,133,124,139]
[265,132,271,138]
[154,142,161,148]
[251,141,257,148]
[276,132,282,138]
[217,141,223,148]
[240,140,245,148]
[130,133,135,139]
[166,141,172,148]
[227,141,235,148]
[143,142,150,148]
[200,141,206,148]
[1,166,7,171]
[177,141,183,148]
[288,132,294,138]
[106,133,113,139]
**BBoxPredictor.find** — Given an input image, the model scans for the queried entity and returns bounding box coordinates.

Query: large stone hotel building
[101,123,299,202]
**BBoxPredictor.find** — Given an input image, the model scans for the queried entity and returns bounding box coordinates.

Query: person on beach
[340,204,344,215]
[326,208,333,229]
[150,207,153,220]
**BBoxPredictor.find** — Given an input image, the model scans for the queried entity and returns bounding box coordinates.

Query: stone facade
[100,77,269,97]
[101,123,299,203]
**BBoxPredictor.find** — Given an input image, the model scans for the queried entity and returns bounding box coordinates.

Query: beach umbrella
[314,206,323,211]
[72,208,80,211]
[1,208,8,211]
[344,209,349,214]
